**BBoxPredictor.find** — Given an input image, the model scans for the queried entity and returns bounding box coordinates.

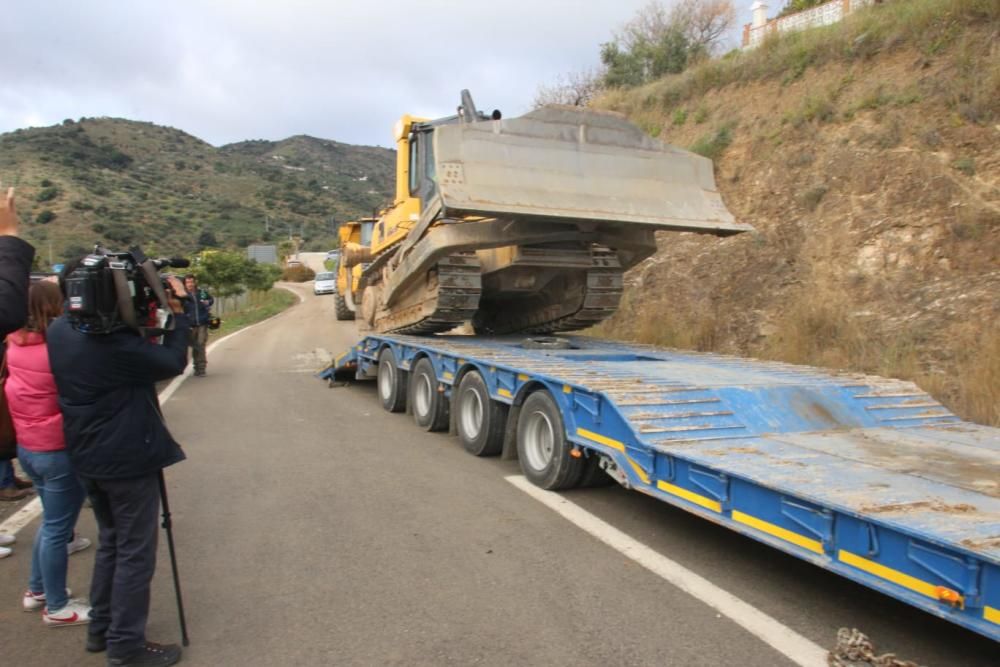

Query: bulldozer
[333,217,376,321]
[353,90,752,335]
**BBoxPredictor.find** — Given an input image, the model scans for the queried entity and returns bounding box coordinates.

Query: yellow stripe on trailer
[985,606,1000,625]
[575,429,648,484]
[517,373,530,381]
[442,372,454,380]
[732,511,823,555]
[625,457,650,484]
[657,480,722,513]
[497,388,513,398]
[577,428,625,452]
[838,550,962,604]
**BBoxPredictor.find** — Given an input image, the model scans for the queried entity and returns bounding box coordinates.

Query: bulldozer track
[379,253,483,335]
[476,251,624,335]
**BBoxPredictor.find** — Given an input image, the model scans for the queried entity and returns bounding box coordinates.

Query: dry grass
[599,0,1000,123]
[600,283,999,426]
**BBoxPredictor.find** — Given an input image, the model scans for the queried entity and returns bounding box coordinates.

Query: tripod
[158,471,190,647]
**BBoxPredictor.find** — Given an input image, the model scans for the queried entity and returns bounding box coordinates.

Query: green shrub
[672,108,688,126]
[36,186,59,202]
[952,157,975,175]
[36,210,57,224]
[690,124,733,161]
[800,184,829,211]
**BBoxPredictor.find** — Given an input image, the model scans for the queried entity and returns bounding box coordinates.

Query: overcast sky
[2,1,752,148]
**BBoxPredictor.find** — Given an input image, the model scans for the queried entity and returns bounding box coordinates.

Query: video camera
[65,245,191,335]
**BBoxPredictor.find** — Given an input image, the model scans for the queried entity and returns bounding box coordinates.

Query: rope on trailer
[827,628,923,667]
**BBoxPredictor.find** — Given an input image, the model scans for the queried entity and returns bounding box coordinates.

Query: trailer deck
[323,334,1000,641]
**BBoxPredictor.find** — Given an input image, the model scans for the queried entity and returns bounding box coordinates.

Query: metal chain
[827,628,924,667]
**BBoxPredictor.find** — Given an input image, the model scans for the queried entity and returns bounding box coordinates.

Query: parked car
[313,272,336,295]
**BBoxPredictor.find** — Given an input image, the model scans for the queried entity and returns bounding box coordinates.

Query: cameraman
[47,270,190,667]
[182,275,212,377]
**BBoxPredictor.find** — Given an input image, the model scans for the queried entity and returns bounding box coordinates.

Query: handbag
[208,316,221,331]
[0,353,17,460]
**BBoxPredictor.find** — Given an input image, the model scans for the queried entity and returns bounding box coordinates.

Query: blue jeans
[16,446,86,612]
[0,459,13,488]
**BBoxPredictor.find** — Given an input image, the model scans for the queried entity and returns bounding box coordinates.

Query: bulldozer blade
[432,106,752,235]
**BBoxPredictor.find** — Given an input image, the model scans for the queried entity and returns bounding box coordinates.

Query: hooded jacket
[0,237,34,340]
[4,330,64,452]
[46,314,190,480]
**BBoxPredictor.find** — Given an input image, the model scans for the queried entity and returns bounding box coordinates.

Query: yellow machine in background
[333,218,375,321]
[359,90,752,335]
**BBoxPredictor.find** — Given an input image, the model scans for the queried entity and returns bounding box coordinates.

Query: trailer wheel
[455,371,506,456]
[411,358,449,431]
[377,348,407,413]
[517,391,585,490]
[334,290,355,321]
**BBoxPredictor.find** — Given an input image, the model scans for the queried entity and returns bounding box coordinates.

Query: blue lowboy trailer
[321,333,1000,642]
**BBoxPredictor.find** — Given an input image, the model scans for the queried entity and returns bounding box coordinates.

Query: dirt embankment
[594,2,999,424]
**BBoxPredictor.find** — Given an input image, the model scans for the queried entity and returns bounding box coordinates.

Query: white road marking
[0,287,304,537]
[505,475,828,667]
[0,497,42,535]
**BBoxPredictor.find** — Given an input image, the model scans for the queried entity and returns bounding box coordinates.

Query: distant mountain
[0,117,395,263]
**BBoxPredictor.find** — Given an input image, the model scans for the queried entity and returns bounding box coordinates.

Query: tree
[197,229,218,249]
[244,261,282,292]
[533,69,605,108]
[600,0,735,88]
[195,251,250,298]
[779,0,824,16]
[673,0,736,55]
[277,239,295,261]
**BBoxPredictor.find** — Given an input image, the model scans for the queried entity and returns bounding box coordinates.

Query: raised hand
[0,182,18,237]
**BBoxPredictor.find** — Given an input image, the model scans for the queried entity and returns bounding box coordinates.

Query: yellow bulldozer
[333,217,376,321]
[346,90,751,335]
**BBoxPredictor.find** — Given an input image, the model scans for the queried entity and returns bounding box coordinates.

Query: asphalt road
[2,285,997,666]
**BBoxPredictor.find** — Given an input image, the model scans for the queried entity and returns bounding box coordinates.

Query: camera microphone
[152,257,191,269]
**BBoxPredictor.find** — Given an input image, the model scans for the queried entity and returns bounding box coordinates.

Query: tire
[334,290,355,321]
[579,454,615,487]
[377,347,407,413]
[516,391,585,490]
[410,358,449,431]
[455,371,506,457]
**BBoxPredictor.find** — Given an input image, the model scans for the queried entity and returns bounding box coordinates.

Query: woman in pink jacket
[6,281,91,626]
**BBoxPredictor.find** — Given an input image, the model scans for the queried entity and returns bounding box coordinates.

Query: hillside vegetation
[593,0,999,425]
[0,118,394,260]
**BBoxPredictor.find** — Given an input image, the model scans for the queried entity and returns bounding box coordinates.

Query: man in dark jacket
[48,273,190,667]
[181,275,213,377]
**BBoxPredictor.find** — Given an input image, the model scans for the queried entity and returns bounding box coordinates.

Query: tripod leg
[158,471,190,647]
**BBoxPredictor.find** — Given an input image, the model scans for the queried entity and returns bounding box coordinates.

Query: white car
[313,272,336,295]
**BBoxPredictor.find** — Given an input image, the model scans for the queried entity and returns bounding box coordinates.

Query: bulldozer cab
[408,126,437,204]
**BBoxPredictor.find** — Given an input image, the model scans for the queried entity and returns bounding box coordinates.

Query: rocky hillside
[0,118,394,260]
[593,0,999,425]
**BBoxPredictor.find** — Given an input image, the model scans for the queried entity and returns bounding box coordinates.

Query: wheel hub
[521,410,555,472]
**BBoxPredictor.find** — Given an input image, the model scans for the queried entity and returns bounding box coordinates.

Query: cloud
[1,0,746,146]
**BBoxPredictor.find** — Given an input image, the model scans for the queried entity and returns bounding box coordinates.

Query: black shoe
[87,633,107,653]
[107,642,181,667]
[194,370,206,377]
